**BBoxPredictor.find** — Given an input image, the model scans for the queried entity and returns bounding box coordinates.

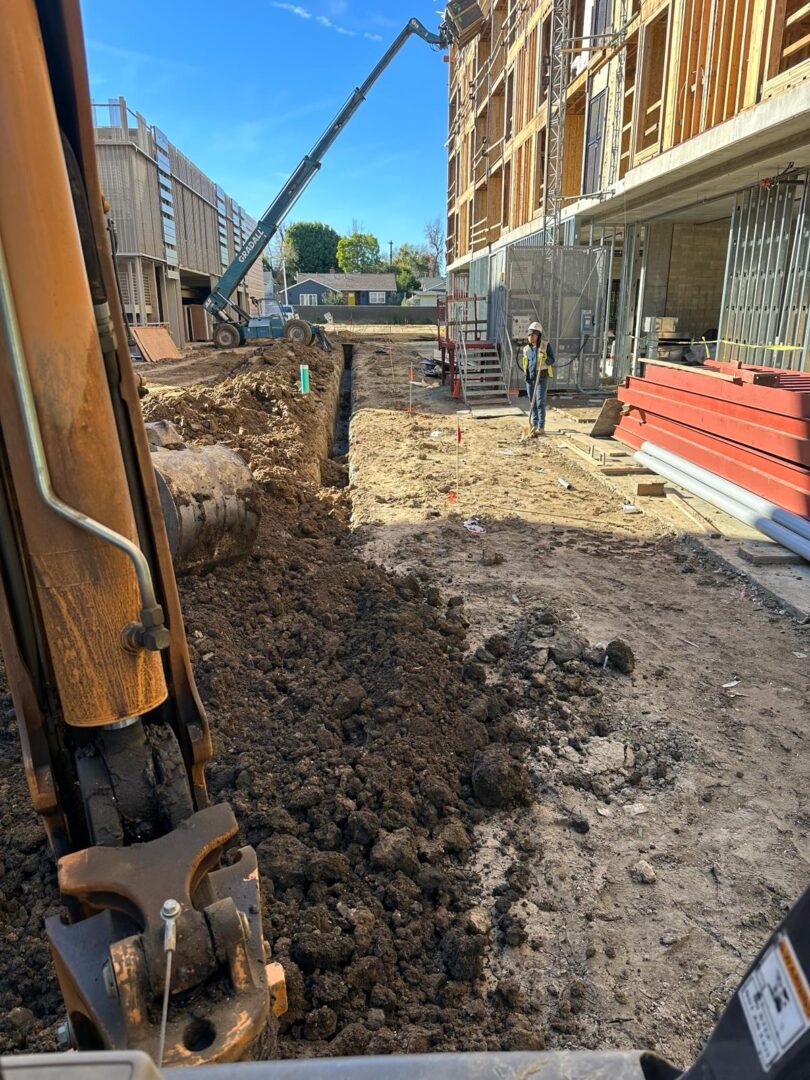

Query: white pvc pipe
[640,440,810,544]
[633,448,810,562]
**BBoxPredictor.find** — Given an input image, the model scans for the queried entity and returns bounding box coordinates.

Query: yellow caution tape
[701,338,804,352]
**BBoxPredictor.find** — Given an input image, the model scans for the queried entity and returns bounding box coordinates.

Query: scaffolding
[501,242,610,391]
[542,0,571,245]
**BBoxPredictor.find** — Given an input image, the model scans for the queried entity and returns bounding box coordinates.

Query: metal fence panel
[503,243,609,390]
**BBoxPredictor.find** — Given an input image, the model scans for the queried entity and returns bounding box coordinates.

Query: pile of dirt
[142,340,339,489]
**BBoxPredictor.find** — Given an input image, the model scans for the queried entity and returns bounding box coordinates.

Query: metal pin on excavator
[1,2,810,1079]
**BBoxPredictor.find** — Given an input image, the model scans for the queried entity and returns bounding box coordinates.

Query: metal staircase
[456,337,510,406]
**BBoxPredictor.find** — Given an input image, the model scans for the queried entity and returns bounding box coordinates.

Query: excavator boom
[203,18,450,327]
[0,0,277,1063]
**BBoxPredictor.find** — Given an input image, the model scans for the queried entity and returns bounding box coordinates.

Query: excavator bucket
[147,422,260,574]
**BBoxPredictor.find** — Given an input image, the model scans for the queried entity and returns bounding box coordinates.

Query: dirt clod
[631,860,657,884]
[441,927,487,981]
[606,638,635,674]
[471,747,530,808]
[369,829,419,875]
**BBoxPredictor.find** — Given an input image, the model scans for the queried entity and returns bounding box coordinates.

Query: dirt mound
[0,343,540,1057]
[182,485,539,1056]
[142,340,338,490]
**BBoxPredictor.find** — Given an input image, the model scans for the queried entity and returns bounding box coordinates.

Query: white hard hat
[528,321,544,335]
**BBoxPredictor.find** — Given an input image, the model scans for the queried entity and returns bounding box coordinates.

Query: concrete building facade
[94,97,264,348]
[446,0,810,377]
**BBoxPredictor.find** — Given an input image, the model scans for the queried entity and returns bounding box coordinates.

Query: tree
[322,289,346,305]
[394,243,433,280]
[284,222,340,276]
[266,233,287,291]
[336,232,383,273]
[396,267,421,298]
[424,217,445,275]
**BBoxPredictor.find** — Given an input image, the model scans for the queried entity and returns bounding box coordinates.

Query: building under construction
[445,0,810,384]
[94,97,264,348]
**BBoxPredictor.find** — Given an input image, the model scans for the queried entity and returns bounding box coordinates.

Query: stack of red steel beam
[615,360,810,519]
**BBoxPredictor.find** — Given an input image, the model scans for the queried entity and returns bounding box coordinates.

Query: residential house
[406,276,447,307]
[285,273,399,306]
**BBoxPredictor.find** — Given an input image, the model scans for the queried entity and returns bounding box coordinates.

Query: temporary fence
[500,242,610,393]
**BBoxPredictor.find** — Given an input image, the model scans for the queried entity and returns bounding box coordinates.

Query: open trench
[0,340,543,1058]
[331,343,354,459]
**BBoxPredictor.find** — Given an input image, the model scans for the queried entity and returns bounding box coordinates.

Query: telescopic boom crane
[203,18,449,349]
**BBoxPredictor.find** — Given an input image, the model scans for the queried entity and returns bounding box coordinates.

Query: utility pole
[279,224,289,302]
[389,240,394,268]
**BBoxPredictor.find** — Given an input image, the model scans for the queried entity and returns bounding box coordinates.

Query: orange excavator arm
[0,0,277,1063]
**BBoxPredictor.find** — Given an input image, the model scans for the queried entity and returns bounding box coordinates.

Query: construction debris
[636,481,666,497]
[131,325,182,362]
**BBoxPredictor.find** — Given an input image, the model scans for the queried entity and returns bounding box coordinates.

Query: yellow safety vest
[520,344,554,380]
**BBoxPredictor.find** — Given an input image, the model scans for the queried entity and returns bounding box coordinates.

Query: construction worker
[520,321,554,435]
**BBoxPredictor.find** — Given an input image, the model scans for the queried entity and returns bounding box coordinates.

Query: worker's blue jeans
[526,374,549,429]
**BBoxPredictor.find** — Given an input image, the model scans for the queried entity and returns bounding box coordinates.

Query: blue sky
[81,0,449,252]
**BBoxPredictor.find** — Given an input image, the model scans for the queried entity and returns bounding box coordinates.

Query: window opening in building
[620,33,638,177]
[635,11,667,155]
[583,88,606,194]
[769,0,810,76]
[505,67,516,142]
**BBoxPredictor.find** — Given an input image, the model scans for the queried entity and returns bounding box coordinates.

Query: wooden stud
[599,464,654,475]
[637,357,745,381]
[723,0,743,118]
[767,0,788,78]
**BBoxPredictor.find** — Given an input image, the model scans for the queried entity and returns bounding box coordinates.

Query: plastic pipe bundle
[634,442,810,562]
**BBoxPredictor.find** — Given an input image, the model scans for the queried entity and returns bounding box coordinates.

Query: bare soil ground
[348,339,810,1069]
[0,336,807,1071]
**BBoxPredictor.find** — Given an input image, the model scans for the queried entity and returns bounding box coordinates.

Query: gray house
[285,273,398,307]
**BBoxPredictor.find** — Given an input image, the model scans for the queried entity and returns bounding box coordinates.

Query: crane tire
[283,319,314,346]
[213,323,242,349]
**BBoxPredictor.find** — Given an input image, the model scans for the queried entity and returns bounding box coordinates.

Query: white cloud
[270,3,312,16]
[271,2,376,38]
[86,38,200,74]
[315,14,355,34]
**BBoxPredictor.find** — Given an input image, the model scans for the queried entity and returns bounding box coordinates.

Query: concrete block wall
[642,221,729,338]
[666,222,729,336]
[297,305,435,325]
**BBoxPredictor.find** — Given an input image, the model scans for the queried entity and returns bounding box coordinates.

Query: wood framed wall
[445,0,804,268]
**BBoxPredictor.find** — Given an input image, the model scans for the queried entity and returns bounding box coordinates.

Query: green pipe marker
[300,364,310,395]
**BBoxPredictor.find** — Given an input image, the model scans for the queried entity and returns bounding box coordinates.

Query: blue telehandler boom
[203,17,450,352]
